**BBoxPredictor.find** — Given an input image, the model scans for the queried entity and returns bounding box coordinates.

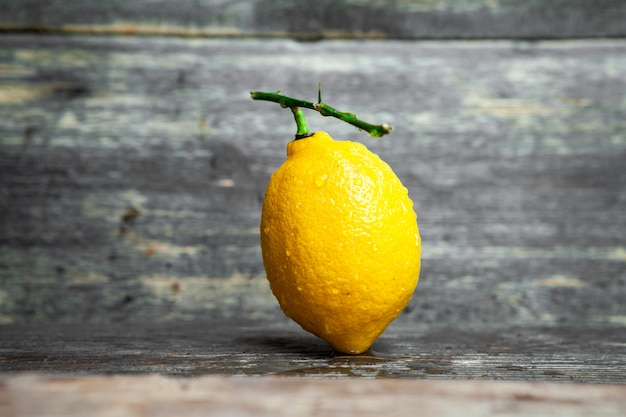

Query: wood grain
[1,321,625,382]
[1,7,625,415]
[2,374,626,417]
[1,35,624,331]
[2,0,626,39]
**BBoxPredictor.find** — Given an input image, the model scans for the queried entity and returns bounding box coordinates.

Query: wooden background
[1,1,626,412]
[2,0,626,39]
[1,34,626,328]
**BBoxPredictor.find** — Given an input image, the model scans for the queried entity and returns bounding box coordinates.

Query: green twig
[250,90,393,138]
[291,107,312,139]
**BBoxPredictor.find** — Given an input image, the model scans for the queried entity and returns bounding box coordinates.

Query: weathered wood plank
[2,374,624,417]
[1,322,625,383]
[1,0,626,39]
[1,35,624,330]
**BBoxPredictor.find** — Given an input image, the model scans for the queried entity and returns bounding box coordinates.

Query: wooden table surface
[1,1,626,415]
[2,320,626,416]
[2,374,626,417]
[1,320,626,381]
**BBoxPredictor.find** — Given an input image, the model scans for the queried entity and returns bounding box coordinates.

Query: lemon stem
[250,90,393,138]
[291,107,312,139]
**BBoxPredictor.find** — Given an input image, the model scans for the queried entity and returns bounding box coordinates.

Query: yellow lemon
[260,131,421,354]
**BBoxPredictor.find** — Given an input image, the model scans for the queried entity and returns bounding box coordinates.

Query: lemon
[260,131,421,354]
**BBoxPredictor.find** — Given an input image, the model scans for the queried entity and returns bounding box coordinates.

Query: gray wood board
[1,0,626,39]
[1,321,625,383]
[0,35,625,335]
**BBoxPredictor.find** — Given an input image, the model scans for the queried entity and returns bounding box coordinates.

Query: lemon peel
[260,131,421,354]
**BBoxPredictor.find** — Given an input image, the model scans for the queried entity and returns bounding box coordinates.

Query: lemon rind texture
[260,132,421,354]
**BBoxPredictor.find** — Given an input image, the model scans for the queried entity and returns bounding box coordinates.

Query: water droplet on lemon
[315,173,327,187]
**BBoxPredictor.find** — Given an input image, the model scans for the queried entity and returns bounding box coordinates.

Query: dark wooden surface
[1,4,626,416]
[1,35,625,331]
[1,2,626,414]
[1,321,626,383]
[2,0,626,39]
